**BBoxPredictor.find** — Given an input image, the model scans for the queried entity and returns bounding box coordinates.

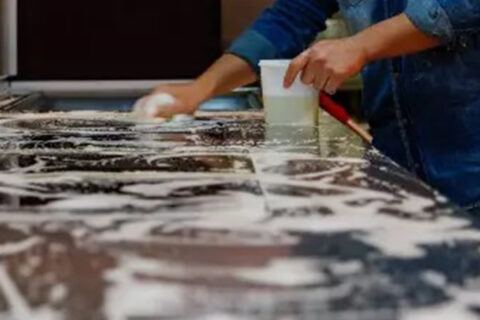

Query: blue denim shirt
[228,0,480,210]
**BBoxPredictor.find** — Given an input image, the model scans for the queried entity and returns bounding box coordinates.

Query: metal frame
[9,80,261,98]
[10,80,191,98]
[0,1,3,78]
[1,0,17,77]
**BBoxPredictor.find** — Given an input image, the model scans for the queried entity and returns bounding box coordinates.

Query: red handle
[319,92,351,125]
[319,92,373,144]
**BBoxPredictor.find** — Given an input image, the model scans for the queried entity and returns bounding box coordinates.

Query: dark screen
[17,0,221,80]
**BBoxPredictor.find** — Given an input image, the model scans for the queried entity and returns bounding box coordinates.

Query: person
[140,0,480,212]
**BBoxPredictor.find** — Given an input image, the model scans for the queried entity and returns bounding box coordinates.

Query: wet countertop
[0,111,479,320]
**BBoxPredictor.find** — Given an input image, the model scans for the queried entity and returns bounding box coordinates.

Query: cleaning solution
[259,60,319,126]
[264,96,318,125]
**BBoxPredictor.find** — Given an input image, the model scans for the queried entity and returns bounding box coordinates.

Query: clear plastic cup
[259,60,319,126]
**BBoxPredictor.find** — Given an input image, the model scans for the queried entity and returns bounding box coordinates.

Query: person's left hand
[284,37,368,95]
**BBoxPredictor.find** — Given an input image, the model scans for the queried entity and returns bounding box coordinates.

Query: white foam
[330,261,363,276]
[103,257,191,320]
[122,179,227,197]
[46,194,166,211]
[236,258,327,287]
[133,93,177,119]
[0,264,62,320]
[421,270,447,288]
[48,284,68,304]
[0,237,42,256]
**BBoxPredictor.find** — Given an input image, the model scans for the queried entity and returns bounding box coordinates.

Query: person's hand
[136,82,207,118]
[284,36,368,95]
[134,54,257,119]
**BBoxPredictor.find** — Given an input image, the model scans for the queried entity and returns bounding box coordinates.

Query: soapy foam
[0,237,42,256]
[133,93,177,119]
[236,258,327,287]
[0,111,478,319]
[0,264,63,320]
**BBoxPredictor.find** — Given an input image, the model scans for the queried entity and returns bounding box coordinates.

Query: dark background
[17,0,221,80]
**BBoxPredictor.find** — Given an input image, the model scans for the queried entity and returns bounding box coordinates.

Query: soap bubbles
[133,93,178,119]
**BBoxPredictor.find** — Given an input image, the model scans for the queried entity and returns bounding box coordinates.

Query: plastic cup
[259,60,319,126]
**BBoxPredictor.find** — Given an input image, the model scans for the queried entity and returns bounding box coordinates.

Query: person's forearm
[353,13,442,64]
[193,54,257,103]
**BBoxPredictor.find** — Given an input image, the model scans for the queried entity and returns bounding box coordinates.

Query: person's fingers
[313,69,330,91]
[152,103,178,118]
[301,62,318,86]
[153,102,194,118]
[284,52,310,88]
[153,85,176,95]
[133,95,176,118]
[324,76,342,95]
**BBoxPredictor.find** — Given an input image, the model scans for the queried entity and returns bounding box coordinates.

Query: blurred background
[5,0,352,80]
[6,0,275,80]
[0,0,361,115]
[221,0,273,49]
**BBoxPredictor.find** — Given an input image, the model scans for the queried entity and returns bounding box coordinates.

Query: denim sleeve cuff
[226,29,278,74]
[405,0,454,43]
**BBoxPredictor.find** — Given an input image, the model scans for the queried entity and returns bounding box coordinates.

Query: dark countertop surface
[0,111,478,320]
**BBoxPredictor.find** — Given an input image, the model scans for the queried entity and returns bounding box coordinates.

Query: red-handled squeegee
[319,93,373,144]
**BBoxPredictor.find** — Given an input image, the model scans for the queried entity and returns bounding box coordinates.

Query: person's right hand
[134,54,257,118]
[135,82,207,118]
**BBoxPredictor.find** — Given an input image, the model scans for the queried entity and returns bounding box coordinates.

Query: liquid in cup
[259,60,319,126]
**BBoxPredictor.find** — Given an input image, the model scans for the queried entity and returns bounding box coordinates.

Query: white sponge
[171,114,194,122]
[133,93,177,118]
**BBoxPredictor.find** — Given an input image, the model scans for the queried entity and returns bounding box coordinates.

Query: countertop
[0,110,478,320]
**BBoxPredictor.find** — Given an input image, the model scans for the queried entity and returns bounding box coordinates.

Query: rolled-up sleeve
[227,0,339,73]
[405,0,480,43]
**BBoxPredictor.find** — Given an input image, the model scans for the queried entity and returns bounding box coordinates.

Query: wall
[16,0,221,80]
[221,0,273,49]
[0,0,5,77]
